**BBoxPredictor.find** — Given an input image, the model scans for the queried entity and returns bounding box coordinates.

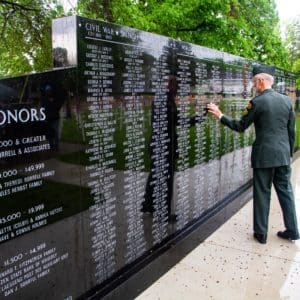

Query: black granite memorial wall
[0,15,297,299]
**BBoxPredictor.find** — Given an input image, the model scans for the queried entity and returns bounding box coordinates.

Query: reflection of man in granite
[142,75,204,222]
[41,81,66,151]
[207,67,299,244]
[142,75,178,221]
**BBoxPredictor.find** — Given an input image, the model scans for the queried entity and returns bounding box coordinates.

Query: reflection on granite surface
[0,15,296,299]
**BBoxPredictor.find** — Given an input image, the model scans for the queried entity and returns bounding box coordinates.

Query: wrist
[218,113,223,120]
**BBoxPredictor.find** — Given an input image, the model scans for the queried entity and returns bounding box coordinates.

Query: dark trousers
[253,165,299,235]
[142,161,174,217]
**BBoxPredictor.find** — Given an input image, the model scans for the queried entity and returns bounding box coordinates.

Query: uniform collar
[260,88,273,95]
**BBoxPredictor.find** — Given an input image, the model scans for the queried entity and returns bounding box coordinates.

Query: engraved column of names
[206,64,221,208]
[193,61,208,217]
[225,66,238,194]
[243,68,254,183]
[243,118,253,183]
[234,68,249,185]
[238,98,250,185]
[223,101,234,196]
[175,56,191,229]
[231,101,242,190]
[235,68,244,96]
[150,52,170,243]
[122,47,146,263]
[84,42,117,282]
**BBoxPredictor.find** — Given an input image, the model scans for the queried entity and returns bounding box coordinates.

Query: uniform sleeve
[220,100,255,132]
[288,105,295,157]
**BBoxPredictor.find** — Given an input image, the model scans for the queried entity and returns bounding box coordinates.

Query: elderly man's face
[252,75,264,93]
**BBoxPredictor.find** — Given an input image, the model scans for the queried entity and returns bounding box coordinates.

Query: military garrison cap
[252,64,275,77]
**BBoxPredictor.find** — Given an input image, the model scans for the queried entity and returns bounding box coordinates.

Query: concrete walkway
[135,158,300,300]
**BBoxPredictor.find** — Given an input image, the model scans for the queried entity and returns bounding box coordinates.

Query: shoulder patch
[246,101,253,110]
[243,101,253,116]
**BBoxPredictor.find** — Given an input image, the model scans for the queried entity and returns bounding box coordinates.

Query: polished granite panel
[0,15,297,299]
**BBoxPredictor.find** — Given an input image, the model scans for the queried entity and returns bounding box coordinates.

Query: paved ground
[135,157,300,300]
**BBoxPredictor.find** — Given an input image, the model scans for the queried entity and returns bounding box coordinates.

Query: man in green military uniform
[207,68,299,244]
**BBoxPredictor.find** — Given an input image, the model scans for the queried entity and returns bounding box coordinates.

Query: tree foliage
[0,0,292,77]
[285,17,300,87]
[0,0,64,77]
[77,0,289,68]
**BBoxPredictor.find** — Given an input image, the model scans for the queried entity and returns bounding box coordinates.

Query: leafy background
[0,0,299,82]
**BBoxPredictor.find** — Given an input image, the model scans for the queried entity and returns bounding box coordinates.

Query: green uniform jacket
[220,88,295,168]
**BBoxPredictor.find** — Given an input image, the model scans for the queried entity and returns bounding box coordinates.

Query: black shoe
[141,205,154,214]
[253,233,267,244]
[277,230,299,241]
[168,214,177,223]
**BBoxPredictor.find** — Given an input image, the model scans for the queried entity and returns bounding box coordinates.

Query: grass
[61,116,85,144]
[57,100,256,170]
[0,179,93,222]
